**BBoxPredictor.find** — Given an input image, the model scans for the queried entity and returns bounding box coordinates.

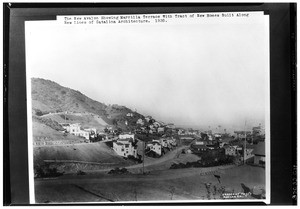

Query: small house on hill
[136,118,144,126]
[60,123,90,140]
[126,112,134,117]
[157,127,165,134]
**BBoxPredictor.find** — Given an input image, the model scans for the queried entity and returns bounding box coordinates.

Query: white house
[244,144,256,160]
[214,133,222,138]
[147,141,162,155]
[126,113,134,117]
[60,123,90,140]
[158,127,165,133]
[224,145,237,156]
[159,138,168,147]
[145,116,152,123]
[136,118,144,126]
[113,139,137,158]
[60,123,80,133]
[68,123,81,134]
[195,141,206,145]
[74,130,90,140]
[166,137,177,146]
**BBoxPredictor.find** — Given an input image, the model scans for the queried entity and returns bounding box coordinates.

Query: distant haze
[26,14,268,132]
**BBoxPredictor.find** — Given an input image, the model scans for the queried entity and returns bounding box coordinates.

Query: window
[121,149,124,152]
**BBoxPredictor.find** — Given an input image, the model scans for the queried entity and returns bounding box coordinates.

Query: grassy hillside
[32,78,107,118]
[31,78,145,130]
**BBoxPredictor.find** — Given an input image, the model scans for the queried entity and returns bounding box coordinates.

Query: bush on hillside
[35,110,44,116]
[34,164,64,178]
[108,167,130,175]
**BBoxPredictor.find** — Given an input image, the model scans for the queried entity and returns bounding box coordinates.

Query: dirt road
[34,165,265,203]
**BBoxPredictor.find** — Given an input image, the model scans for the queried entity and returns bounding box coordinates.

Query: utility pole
[243,120,247,165]
[142,141,145,174]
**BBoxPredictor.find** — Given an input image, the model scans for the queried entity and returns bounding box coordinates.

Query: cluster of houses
[111,132,177,159]
[58,112,266,166]
[134,116,168,134]
[146,137,177,156]
[190,128,265,167]
[60,123,97,142]
[222,141,265,166]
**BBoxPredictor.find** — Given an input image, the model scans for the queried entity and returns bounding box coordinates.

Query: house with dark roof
[253,142,265,166]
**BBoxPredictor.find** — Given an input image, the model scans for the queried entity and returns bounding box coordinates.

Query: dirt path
[128,146,188,169]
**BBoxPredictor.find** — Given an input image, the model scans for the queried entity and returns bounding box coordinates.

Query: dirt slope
[34,142,134,167]
[32,117,84,143]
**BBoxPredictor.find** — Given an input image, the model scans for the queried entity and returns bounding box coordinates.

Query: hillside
[31,78,145,131]
[32,116,85,143]
[41,112,108,131]
[31,78,108,119]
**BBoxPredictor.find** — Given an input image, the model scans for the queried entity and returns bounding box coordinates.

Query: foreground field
[34,165,265,203]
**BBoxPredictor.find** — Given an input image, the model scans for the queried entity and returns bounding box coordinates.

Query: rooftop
[191,144,208,149]
[118,138,133,142]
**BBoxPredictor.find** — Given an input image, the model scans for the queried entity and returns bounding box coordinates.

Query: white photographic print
[25,11,270,204]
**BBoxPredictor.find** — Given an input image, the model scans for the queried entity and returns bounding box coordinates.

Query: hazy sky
[25,12,269,131]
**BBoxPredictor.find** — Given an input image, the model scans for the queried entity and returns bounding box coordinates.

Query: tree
[112,119,118,126]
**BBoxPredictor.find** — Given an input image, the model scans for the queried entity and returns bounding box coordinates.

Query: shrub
[108,167,130,175]
[77,170,86,175]
[35,110,44,116]
[34,164,63,178]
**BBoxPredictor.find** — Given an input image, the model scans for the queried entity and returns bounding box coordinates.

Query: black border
[3,2,11,206]
[3,2,297,206]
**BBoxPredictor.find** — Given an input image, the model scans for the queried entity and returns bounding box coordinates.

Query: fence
[199,164,236,176]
